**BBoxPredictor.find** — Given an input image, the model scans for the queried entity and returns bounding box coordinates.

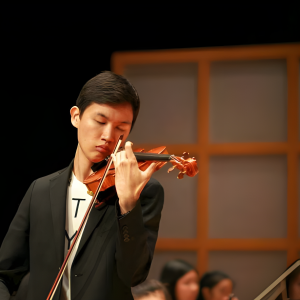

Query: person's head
[287,266,300,299]
[198,271,234,300]
[70,71,140,163]
[160,259,199,300]
[132,279,171,300]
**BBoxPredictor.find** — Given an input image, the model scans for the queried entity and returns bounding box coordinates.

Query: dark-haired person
[160,259,199,300]
[198,271,238,300]
[132,279,171,300]
[0,71,164,300]
[286,266,300,299]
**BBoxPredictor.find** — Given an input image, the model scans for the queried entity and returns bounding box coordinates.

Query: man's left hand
[111,141,160,214]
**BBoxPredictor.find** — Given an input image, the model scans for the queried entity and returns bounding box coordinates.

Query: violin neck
[134,152,172,161]
[91,152,172,173]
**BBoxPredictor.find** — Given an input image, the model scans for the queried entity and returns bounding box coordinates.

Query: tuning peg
[182,152,189,160]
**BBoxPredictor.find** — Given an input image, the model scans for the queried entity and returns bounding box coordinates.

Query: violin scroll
[168,152,198,179]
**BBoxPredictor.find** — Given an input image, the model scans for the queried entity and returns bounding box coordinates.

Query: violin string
[170,154,180,163]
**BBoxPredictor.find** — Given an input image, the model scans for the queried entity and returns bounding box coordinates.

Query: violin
[46,136,198,300]
[83,145,198,207]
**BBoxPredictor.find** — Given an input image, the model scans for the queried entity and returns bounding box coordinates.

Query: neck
[73,145,94,182]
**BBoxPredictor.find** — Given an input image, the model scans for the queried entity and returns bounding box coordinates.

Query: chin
[90,152,107,163]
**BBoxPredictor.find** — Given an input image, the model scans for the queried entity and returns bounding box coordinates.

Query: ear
[201,287,211,300]
[70,106,80,128]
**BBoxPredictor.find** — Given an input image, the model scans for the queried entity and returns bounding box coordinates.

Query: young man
[0,71,164,300]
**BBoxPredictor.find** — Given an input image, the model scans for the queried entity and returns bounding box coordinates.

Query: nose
[101,124,114,143]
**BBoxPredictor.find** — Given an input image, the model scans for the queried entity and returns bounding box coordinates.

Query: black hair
[198,271,231,300]
[132,279,171,300]
[76,71,140,131]
[160,259,197,300]
[286,265,300,298]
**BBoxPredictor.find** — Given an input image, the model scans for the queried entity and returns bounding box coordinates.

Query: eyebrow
[96,113,132,125]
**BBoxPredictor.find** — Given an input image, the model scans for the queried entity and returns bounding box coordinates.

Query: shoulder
[139,178,164,212]
[139,177,164,222]
[33,165,70,189]
[141,177,164,198]
[36,167,67,182]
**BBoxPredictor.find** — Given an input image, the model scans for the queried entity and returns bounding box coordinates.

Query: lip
[95,145,110,153]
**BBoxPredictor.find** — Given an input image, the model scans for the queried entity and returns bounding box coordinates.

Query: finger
[115,151,123,167]
[115,150,122,162]
[111,153,119,169]
[124,141,136,161]
[156,162,167,170]
[120,149,127,161]
[144,162,161,178]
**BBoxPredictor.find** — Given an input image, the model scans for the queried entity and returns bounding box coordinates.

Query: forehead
[179,270,199,282]
[138,290,165,300]
[82,102,133,121]
[214,279,233,290]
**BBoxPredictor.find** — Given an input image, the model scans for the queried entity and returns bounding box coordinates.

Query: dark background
[1,3,299,243]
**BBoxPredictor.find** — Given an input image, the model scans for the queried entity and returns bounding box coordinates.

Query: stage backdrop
[112,43,300,300]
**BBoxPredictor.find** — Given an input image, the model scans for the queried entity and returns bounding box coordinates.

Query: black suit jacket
[0,161,164,300]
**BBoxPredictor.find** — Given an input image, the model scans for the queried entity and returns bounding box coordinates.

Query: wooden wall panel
[112,44,300,280]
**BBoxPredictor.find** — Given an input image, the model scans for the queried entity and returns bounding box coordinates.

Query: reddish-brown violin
[83,145,198,207]
[46,136,198,300]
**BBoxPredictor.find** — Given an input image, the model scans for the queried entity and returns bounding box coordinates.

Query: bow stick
[46,135,124,300]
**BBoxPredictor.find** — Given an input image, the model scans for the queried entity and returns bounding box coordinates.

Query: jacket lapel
[75,203,109,258]
[49,161,73,265]
[49,160,116,264]
[75,194,118,259]
[72,204,117,300]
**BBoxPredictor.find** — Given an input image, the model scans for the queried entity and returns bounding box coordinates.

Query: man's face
[72,102,133,163]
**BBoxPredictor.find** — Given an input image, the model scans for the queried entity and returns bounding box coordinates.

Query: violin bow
[46,135,124,300]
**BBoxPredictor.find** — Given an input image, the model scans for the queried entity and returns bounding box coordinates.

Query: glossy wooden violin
[46,135,198,300]
[83,145,198,207]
